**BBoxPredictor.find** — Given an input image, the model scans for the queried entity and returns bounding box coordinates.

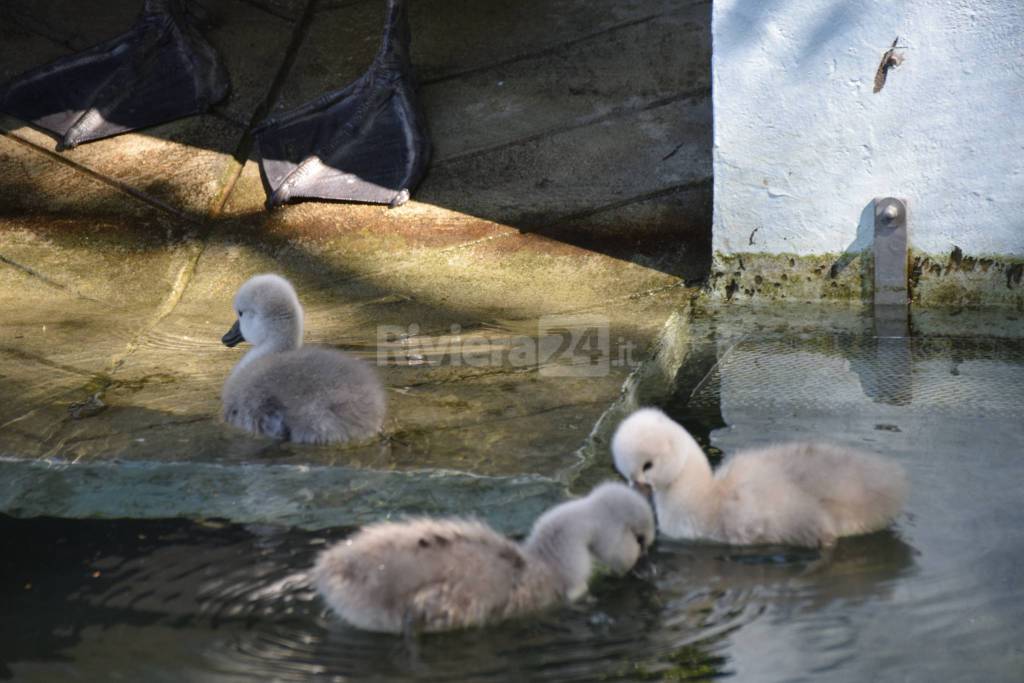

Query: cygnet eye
[237,310,243,317]
[642,461,653,472]
[635,533,646,550]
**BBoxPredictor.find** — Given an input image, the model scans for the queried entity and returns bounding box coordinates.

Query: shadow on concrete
[1,0,713,283]
[827,200,875,300]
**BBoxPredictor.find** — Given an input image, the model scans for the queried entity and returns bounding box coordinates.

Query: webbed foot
[254,0,430,209]
[0,0,229,150]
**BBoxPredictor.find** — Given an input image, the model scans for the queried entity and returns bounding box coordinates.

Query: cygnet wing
[324,519,531,632]
[736,443,907,536]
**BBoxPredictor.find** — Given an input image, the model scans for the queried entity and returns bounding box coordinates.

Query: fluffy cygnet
[313,482,655,633]
[221,274,385,443]
[612,408,907,547]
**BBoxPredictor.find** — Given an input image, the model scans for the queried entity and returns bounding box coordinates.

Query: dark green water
[0,515,914,681]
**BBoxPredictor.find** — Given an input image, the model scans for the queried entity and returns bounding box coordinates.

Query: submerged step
[0,458,566,534]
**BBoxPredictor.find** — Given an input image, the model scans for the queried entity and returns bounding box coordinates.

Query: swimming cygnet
[221,274,385,443]
[612,408,907,547]
[313,482,655,633]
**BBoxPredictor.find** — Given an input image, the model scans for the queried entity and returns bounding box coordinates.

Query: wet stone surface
[0,0,709,529]
[0,287,677,472]
[3,119,245,219]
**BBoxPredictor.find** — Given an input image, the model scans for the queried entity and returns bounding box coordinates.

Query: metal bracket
[873,197,909,337]
[873,197,908,306]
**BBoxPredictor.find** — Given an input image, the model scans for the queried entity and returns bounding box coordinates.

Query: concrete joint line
[5,11,78,52]
[0,253,105,305]
[434,87,711,167]
[537,176,713,227]
[105,241,206,379]
[421,10,679,87]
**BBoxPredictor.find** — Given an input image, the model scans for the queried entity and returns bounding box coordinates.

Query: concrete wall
[711,0,1024,305]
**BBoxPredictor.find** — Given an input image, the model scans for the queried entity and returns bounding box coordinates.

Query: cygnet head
[611,408,705,492]
[526,481,654,600]
[585,482,656,573]
[222,274,303,352]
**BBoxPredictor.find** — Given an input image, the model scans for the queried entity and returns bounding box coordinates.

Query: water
[0,516,911,681]
[2,306,1023,681]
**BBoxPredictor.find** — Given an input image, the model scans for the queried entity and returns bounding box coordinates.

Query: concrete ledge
[0,458,566,534]
[570,304,693,492]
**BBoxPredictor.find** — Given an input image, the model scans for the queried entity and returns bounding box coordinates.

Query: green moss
[710,251,870,303]
[712,250,1024,308]
[616,645,727,680]
[910,250,1024,308]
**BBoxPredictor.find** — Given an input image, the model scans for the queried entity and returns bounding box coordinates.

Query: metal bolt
[883,204,899,220]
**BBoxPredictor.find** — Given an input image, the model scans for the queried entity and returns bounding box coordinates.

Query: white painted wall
[712,0,1024,257]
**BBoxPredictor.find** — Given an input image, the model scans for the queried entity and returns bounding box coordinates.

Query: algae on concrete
[709,250,1024,309]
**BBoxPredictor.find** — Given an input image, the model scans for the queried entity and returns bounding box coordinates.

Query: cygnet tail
[837,462,907,536]
[804,446,909,536]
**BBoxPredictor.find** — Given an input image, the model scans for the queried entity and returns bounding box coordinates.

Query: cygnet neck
[657,439,716,537]
[261,319,304,354]
[234,315,303,375]
[523,498,595,600]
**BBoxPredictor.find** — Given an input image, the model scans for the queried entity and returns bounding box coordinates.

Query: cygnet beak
[631,554,657,580]
[629,479,654,501]
[221,320,244,347]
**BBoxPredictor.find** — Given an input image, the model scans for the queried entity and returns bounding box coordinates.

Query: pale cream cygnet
[612,408,907,547]
[221,274,385,444]
[313,481,655,633]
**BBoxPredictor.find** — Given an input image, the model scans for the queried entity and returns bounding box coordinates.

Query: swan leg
[0,0,229,150]
[400,610,424,669]
[254,0,430,209]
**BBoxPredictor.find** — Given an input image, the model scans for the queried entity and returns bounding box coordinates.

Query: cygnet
[612,408,907,547]
[313,481,655,633]
[221,274,385,443]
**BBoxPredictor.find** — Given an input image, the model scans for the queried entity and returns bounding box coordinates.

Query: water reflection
[666,308,1024,682]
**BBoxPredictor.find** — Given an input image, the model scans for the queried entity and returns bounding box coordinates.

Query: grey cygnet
[313,481,655,633]
[221,274,385,444]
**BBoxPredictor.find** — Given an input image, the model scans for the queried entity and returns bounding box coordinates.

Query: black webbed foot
[0,0,229,150]
[254,0,430,209]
